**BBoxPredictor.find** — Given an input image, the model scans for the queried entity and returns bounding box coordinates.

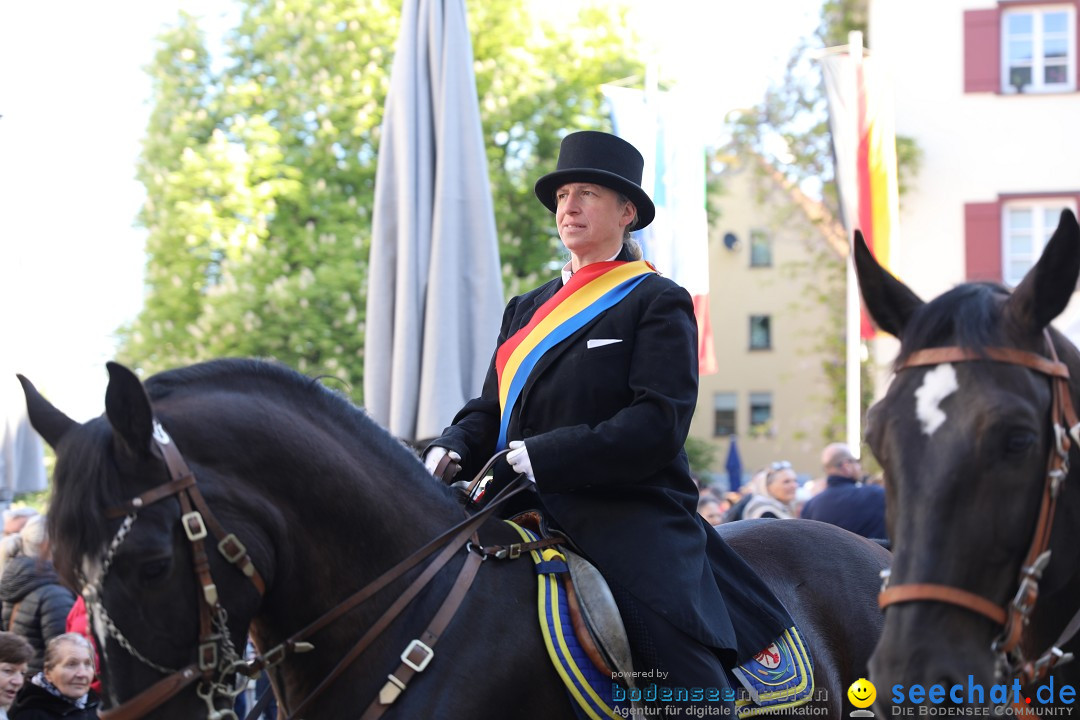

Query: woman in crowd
[10,633,99,719]
[742,461,799,520]
[0,632,32,719]
[0,517,75,674]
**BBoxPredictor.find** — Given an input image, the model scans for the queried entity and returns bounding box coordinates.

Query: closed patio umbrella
[364,0,503,442]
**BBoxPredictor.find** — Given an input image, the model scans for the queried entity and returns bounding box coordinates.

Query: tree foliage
[118,0,642,397]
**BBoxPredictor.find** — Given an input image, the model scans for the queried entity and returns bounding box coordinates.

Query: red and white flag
[821,47,902,339]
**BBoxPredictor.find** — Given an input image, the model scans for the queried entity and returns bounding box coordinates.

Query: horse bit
[878,329,1080,686]
[83,420,267,720]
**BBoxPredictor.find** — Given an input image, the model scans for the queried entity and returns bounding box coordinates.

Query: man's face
[835,455,861,479]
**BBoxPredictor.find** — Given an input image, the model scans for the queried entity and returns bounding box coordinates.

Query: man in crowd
[801,443,887,541]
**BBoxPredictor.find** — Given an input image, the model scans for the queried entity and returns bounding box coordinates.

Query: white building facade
[868,0,1080,331]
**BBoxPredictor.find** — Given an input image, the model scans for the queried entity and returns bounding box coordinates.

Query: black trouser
[611,583,736,717]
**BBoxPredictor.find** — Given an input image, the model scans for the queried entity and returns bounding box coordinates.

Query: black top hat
[534,131,655,230]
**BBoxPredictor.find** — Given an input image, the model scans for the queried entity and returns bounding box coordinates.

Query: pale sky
[0,0,820,423]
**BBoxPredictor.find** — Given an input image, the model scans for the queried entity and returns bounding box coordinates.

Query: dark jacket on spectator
[9,680,100,719]
[801,474,888,540]
[0,557,76,673]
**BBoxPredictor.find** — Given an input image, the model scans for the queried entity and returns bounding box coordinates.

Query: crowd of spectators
[696,442,889,547]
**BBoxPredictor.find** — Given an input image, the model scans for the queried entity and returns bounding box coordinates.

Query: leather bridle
[88,422,537,720]
[90,420,267,720]
[878,330,1080,685]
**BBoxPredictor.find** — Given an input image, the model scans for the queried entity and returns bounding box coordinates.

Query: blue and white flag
[602,86,716,374]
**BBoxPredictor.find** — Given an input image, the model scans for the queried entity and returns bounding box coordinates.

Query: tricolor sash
[494,260,657,450]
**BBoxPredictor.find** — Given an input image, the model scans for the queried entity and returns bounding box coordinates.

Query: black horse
[856,209,1080,712]
[21,359,888,718]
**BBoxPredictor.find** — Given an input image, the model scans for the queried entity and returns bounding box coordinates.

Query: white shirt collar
[561,249,622,285]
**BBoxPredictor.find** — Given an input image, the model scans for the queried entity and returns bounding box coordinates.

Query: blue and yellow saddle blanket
[509,521,815,718]
[509,522,630,719]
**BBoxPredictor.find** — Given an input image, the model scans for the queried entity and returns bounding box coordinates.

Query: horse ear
[853,229,924,339]
[1005,209,1080,333]
[105,362,155,459]
[16,375,77,449]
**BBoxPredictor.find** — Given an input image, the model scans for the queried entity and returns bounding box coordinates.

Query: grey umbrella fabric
[364,0,503,442]
[1,375,47,506]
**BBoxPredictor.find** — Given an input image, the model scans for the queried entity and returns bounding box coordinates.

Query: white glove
[423,446,461,477]
[506,440,535,483]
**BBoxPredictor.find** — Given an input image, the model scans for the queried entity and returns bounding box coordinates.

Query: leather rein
[878,330,1080,685]
[90,423,539,720]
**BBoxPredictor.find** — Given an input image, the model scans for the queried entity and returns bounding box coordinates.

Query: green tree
[118,14,222,370]
[684,436,718,483]
[471,0,642,295]
[118,0,642,399]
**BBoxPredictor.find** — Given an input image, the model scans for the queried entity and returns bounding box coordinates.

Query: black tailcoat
[431,257,791,664]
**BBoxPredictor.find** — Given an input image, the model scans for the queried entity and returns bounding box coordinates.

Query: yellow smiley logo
[848,678,877,709]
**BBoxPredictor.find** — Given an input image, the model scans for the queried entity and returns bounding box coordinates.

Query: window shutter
[965,202,1002,281]
[964,8,1000,93]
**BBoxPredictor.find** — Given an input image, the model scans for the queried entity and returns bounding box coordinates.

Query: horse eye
[138,558,171,584]
[1005,430,1037,455]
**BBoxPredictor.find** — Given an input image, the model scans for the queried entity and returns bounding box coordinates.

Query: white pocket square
[587,338,622,349]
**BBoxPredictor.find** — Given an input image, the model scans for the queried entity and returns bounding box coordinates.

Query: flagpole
[845,31,864,458]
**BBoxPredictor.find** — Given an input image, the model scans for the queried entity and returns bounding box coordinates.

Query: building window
[749,315,771,350]
[1001,6,1076,93]
[749,392,773,437]
[1003,199,1077,285]
[714,392,737,437]
[749,229,772,267]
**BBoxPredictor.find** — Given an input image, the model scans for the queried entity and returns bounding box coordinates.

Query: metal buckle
[1011,578,1038,617]
[464,541,488,561]
[198,638,219,672]
[218,534,247,563]
[262,644,287,669]
[1055,424,1069,458]
[183,511,209,541]
[152,420,172,445]
[400,639,434,672]
[494,543,523,560]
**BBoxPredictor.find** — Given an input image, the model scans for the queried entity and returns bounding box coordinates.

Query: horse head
[857,209,1080,708]
[19,359,457,718]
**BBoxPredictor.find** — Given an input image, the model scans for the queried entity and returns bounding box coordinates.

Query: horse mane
[48,358,446,587]
[895,282,1011,369]
[49,420,130,587]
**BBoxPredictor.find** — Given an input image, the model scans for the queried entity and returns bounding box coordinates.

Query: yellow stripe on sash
[498,261,654,413]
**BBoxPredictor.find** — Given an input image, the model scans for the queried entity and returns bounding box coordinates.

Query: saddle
[508,511,636,683]
[506,511,816,719]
